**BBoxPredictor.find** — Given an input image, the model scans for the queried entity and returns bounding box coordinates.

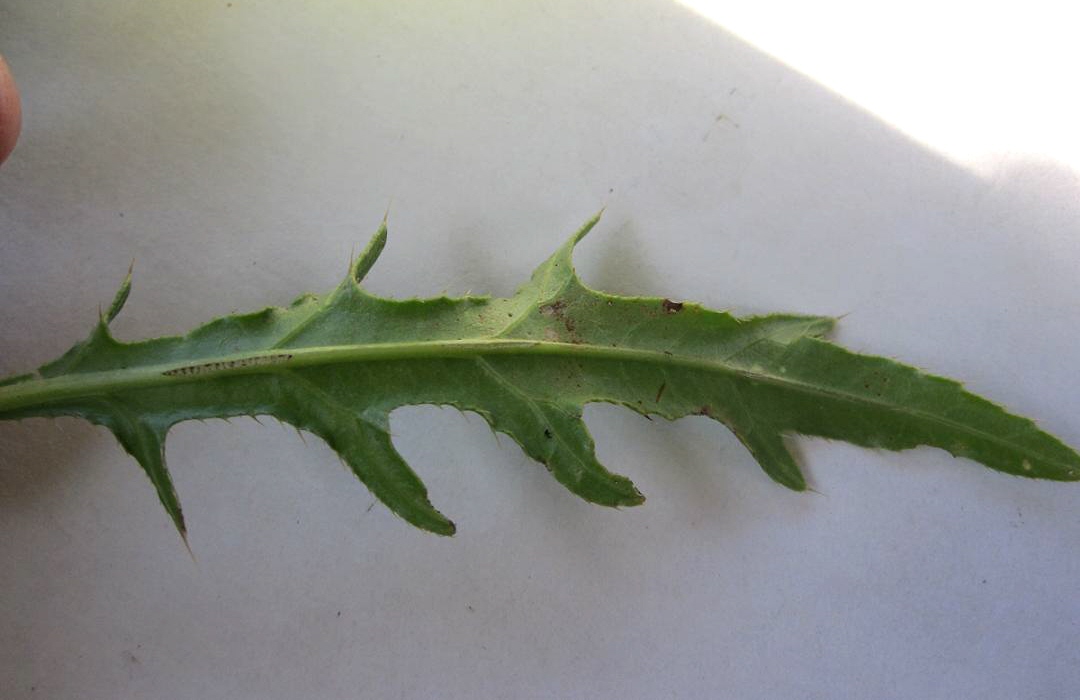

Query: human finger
[0,54,22,166]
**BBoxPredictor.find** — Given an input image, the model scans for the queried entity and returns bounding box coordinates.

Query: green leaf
[1,213,1077,539]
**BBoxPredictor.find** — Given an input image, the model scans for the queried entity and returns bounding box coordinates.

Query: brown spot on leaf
[539,299,580,339]
[538,300,567,316]
[695,405,712,417]
[662,299,683,314]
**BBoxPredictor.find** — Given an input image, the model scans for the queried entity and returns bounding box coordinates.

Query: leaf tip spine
[105,262,134,324]
[351,221,389,285]
[180,529,197,563]
[570,209,604,246]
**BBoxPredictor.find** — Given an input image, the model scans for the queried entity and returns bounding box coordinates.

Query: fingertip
[0,54,22,166]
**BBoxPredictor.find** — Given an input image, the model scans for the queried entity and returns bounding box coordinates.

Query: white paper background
[1,2,1078,698]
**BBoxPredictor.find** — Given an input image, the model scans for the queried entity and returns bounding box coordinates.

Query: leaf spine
[162,353,293,377]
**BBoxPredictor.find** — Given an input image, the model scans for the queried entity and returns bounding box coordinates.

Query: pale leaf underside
[1,215,1077,539]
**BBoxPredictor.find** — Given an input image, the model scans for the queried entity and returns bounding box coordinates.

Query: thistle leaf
[1,214,1077,538]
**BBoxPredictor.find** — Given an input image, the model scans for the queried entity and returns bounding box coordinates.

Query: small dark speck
[337,611,341,617]
[507,312,513,317]
[467,605,474,612]
[118,212,124,217]
[982,579,987,584]
[544,428,553,439]
[608,188,614,194]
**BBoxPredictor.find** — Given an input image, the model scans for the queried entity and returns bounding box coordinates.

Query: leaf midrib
[0,337,1053,465]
